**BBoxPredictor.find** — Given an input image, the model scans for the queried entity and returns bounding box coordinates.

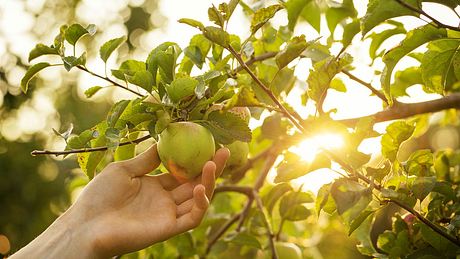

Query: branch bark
[31,135,152,156]
[338,93,460,127]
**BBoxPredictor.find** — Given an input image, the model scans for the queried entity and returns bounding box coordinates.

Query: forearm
[10,209,98,259]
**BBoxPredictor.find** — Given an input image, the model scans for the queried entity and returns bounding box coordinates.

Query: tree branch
[338,93,460,127]
[254,191,278,259]
[233,52,278,73]
[341,70,389,104]
[229,144,279,183]
[214,185,254,197]
[205,213,242,255]
[394,0,460,32]
[76,65,144,97]
[31,135,152,156]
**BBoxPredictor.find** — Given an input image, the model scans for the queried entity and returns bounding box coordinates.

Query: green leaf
[263,183,293,215]
[203,26,230,48]
[286,0,321,32]
[421,39,460,94]
[62,52,86,71]
[365,163,391,182]
[107,100,130,128]
[99,36,126,63]
[167,76,198,103]
[381,24,447,103]
[178,18,205,31]
[199,110,252,144]
[21,62,51,93]
[279,191,314,221]
[381,121,415,161]
[66,129,95,150]
[361,0,419,36]
[84,86,103,98]
[342,19,361,49]
[405,149,433,176]
[184,34,211,69]
[275,35,308,69]
[28,44,59,62]
[325,0,357,34]
[77,122,108,179]
[390,66,423,97]
[412,176,436,200]
[367,24,406,60]
[316,183,335,216]
[331,179,372,224]
[419,223,458,256]
[307,54,352,103]
[65,23,95,45]
[250,4,283,34]
[146,42,181,87]
[274,152,331,183]
[227,232,262,249]
[112,60,146,80]
[208,5,225,28]
[348,210,375,236]
[127,70,154,92]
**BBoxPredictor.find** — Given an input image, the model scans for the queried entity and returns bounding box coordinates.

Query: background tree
[5,0,460,258]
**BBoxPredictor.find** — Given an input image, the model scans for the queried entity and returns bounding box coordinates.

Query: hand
[11,144,229,259]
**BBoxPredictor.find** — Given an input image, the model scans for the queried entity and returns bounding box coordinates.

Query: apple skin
[273,242,302,259]
[222,141,249,177]
[157,122,215,182]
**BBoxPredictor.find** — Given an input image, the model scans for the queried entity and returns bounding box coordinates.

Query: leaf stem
[76,65,144,97]
[341,70,389,104]
[30,135,151,156]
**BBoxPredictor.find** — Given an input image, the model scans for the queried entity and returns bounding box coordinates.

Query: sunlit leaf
[21,62,51,93]
[99,36,126,63]
[250,4,283,33]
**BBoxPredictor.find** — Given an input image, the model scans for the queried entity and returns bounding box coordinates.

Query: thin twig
[205,213,242,255]
[394,0,460,32]
[214,185,254,197]
[76,65,144,97]
[254,191,278,259]
[341,70,389,104]
[31,135,151,156]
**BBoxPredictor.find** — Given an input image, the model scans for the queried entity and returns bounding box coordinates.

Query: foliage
[19,0,460,258]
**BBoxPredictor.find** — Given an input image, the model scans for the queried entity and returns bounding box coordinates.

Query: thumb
[118,144,161,177]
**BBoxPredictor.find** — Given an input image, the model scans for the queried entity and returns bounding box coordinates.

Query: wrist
[11,207,98,259]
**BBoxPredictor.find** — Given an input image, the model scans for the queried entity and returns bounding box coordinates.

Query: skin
[11,144,229,259]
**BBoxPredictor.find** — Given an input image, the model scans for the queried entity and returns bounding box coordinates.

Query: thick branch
[339,93,460,127]
[31,135,152,156]
[395,0,460,32]
[76,65,144,97]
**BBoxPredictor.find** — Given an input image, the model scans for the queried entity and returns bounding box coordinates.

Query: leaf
[307,54,352,103]
[112,60,146,80]
[184,34,211,69]
[65,23,95,45]
[381,24,447,103]
[146,42,181,87]
[275,35,308,69]
[421,39,460,94]
[342,19,361,48]
[412,176,436,200]
[167,76,198,103]
[227,232,262,249]
[99,36,126,62]
[62,52,86,71]
[348,210,375,236]
[286,0,321,32]
[203,26,230,48]
[391,66,423,97]
[199,110,252,144]
[127,70,154,92]
[208,5,225,28]
[250,4,283,34]
[107,100,130,128]
[84,86,103,98]
[52,123,74,141]
[178,18,205,31]
[77,122,108,179]
[274,153,331,183]
[66,129,95,150]
[21,62,51,93]
[263,183,293,215]
[381,121,415,161]
[405,149,433,176]
[28,44,59,62]
[367,25,406,60]
[331,179,372,224]
[361,0,419,36]
[419,223,458,256]
[279,191,314,221]
[325,0,357,34]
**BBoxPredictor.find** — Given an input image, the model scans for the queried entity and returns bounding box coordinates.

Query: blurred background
[1,0,459,258]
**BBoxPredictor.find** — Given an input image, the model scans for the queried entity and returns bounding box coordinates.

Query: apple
[273,242,302,259]
[222,141,249,177]
[157,122,215,182]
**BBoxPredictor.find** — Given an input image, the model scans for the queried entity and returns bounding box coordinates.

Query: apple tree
[21,0,460,258]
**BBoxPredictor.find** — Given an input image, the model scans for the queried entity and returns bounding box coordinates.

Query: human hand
[11,144,229,259]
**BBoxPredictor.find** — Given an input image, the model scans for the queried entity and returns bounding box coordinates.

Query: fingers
[213,148,230,178]
[118,144,161,177]
[176,199,194,216]
[175,185,209,233]
[171,183,194,204]
[201,161,216,199]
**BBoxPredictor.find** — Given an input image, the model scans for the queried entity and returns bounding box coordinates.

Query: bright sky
[1,0,459,193]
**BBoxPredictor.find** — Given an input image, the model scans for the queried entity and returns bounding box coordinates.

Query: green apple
[273,242,302,259]
[222,141,249,177]
[157,122,215,182]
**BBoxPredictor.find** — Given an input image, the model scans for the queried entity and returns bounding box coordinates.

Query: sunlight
[291,133,344,162]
